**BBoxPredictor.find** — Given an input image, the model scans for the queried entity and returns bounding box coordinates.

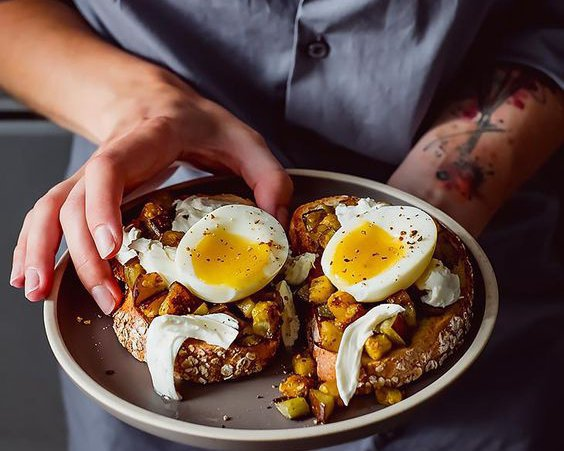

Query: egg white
[321,205,437,302]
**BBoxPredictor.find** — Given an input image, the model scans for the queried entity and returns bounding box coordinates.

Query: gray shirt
[71,0,564,169]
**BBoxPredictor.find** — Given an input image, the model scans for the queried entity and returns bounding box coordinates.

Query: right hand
[9,72,293,314]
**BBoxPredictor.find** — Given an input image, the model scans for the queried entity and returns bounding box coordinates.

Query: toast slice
[289,196,474,392]
[111,193,282,384]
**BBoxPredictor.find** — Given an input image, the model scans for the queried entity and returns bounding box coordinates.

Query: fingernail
[94,225,116,259]
[24,267,40,298]
[91,284,117,315]
[10,263,22,287]
[276,206,289,227]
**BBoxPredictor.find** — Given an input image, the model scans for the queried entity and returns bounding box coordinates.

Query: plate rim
[44,168,499,445]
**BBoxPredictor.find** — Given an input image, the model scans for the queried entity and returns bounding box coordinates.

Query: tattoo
[424,65,554,199]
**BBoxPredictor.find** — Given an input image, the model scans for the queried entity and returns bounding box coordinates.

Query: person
[2,1,563,450]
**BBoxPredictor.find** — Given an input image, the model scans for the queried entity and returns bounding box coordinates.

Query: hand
[9,74,293,314]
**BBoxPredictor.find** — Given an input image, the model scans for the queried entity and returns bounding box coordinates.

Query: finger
[235,135,293,226]
[10,210,33,288]
[84,117,183,259]
[60,179,122,314]
[19,176,83,300]
[22,193,65,301]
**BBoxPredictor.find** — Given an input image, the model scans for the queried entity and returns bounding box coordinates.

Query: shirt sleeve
[495,0,564,88]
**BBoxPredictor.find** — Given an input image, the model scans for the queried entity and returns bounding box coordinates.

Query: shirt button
[306,37,330,59]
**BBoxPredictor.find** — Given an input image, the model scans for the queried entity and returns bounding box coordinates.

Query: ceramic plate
[44,169,498,450]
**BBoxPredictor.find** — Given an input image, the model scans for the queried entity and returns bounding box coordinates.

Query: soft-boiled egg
[175,205,289,303]
[321,205,437,302]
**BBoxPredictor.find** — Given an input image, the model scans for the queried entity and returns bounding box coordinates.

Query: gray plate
[44,169,498,450]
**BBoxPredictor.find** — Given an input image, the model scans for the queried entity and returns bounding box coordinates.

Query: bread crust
[112,193,281,384]
[290,195,474,390]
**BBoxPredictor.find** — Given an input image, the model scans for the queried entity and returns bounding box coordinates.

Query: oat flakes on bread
[111,193,282,384]
[289,195,474,390]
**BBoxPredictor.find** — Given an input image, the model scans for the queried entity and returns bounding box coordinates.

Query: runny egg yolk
[191,227,271,289]
[331,221,405,284]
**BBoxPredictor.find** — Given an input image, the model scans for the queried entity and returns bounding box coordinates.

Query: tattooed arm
[388,65,564,236]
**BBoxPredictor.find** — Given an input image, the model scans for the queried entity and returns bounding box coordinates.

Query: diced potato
[303,208,328,232]
[402,302,417,328]
[327,291,365,325]
[319,321,343,352]
[279,374,314,398]
[312,214,341,248]
[158,282,200,315]
[132,273,167,305]
[318,380,343,405]
[309,389,336,424]
[236,297,256,319]
[140,292,167,320]
[361,352,375,367]
[124,259,146,290]
[292,354,316,378]
[308,276,336,304]
[192,303,209,315]
[251,301,279,339]
[317,303,335,319]
[209,304,229,314]
[160,230,184,247]
[379,316,406,346]
[375,387,403,406]
[140,202,172,238]
[274,397,311,420]
[364,334,393,360]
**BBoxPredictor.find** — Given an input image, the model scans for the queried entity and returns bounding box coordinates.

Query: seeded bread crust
[112,194,280,384]
[289,196,474,391]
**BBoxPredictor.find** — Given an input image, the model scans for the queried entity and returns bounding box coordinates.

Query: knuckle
[34,194,61,213]
[146,115,175,135]
[85,153,118,176]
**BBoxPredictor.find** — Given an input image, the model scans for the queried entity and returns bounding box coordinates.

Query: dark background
[0,91,70,450]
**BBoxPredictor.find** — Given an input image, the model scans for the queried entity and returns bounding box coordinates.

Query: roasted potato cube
[124,259,146,290]
[132,273,167,305]
[251,301,279,339]
[319,321,343,352]
[386,290,417,327]
[309,389,336,424]
[192,302,209,315]
[158,282,200,315]
[292,354,316,378]
[317,303,335,319]
[308,276,336,304]
[236,297,256,319]
[312,214,341,248]
[379,316,406,346]
[364,334,393,360]
[140,202,172,238]
[279,374,314,398]
[375,387,403,406]
[139,292,167,320]
[274,397,310,420]
[208,304,229,314]
[327,291,365,325]
[160,230,184,247]
[303,208,328,232]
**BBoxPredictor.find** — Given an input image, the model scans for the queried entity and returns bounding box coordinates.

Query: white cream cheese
[415,258,461,308]
[172,196,234,232]
[276,280,300,348]
[115,227,142,265]
[129,238,178,286]
[335,303,404,406]
[283,252,317,285]
[335,198,387,227]
[145,313,239,400]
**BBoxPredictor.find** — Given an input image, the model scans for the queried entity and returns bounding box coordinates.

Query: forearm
[389,65,564,235]
[0,0,177,143]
